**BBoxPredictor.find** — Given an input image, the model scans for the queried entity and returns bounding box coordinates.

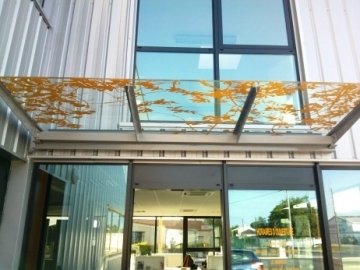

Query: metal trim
[121,161,135,270]
[36,131,334,146]
[313,163,334,270]
[221,162,231,270]
[327,103,360,142]
[0,82,40,137]
[125,86,142,140]
[233,86,257,140]
[31,0,52,29]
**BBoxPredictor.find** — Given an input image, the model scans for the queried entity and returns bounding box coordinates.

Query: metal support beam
[31,0,52,29]
[233,86,257,141]
[327,103,360,142]
[0,82,40,137]
[124,86,142,140]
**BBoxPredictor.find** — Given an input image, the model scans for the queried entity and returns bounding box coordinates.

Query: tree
[268,196,320,238]
[250,217,268,229]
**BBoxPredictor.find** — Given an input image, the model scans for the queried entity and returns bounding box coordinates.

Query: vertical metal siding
[295,0,360,159]
[0,0,4,15]
[41,164,126,269]
[295,0,360,82]
[19,8,42,75]
[40,1,72,76]
[1,0,137,127]
[0,0,22,75]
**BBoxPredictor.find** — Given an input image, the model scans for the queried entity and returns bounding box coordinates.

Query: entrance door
[132,190,222,269]
[131,164,223,270]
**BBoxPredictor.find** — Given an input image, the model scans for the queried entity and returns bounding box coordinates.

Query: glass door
[131,188,222,270]
[131,164,223,270]
[131,216,184,269]
[185,217,223,269]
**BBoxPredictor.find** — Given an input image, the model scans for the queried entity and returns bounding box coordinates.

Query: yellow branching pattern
[0,77,359,133]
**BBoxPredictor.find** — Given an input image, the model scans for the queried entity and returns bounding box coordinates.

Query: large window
[221,0,290,46]
[137,0,213,48]
[322,169,360,270]
[136,0,297,81]
[21,164,128,270]
[227,166,324,270]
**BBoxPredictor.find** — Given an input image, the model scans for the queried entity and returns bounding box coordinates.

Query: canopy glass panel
[0,77,359,136]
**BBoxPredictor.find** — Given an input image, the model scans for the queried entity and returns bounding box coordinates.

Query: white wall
[0,0,137,78]
[0,161,32,270]
[294,0,360,159]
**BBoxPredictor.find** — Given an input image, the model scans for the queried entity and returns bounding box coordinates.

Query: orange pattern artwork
[0,77,359,133]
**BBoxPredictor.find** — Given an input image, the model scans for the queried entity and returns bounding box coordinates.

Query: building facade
[0,0,359,270]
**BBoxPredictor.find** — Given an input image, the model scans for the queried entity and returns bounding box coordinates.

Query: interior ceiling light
[183,191,213,196]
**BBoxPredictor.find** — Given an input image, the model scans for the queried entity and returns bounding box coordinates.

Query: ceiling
[133,189,221,217]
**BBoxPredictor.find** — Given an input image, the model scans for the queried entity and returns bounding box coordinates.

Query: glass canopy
[0,77,359,138]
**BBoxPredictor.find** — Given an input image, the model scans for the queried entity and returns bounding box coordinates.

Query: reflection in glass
[156,217,183,254]
[187,217,223,269]
[322,170,360,270]
[136,80,217,122]
[136,52,214,80]
[132,217,156,255]
[132,217,184,269]
[136,52,215,122]
[137,0,213,48]
[219,54,297,81]
[229,190,324,270]
[187,218,221,249]
[37,164,128,270]
[222,0,288,46]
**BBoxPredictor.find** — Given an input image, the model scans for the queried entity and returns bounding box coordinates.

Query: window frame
[135,0,299,81]
[217,0,296,50]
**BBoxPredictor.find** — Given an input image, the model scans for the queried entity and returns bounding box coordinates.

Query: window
[219,53,297,81]
[227,166,324,270]
[137,0,213,48]
[322,169,360,270]
[135,0,297,81]
[21,164,128,270]
[221,0,290,46]
[132,231,145,243]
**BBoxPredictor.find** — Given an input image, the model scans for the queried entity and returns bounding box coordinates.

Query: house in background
[0,0,359,269]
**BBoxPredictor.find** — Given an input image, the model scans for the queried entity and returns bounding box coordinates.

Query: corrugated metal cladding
[0,97,31,160]
[295,0,360,159]
[0,0,137,127]
[0,0,137,78]
[295,0,360,82]
[0,0,358,92]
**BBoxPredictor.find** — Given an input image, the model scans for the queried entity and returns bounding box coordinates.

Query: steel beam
[124,86,142,140]
[0,82,40,137]
[233,86,257,141]
[36,130,333,147]
[327,103,360,142]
